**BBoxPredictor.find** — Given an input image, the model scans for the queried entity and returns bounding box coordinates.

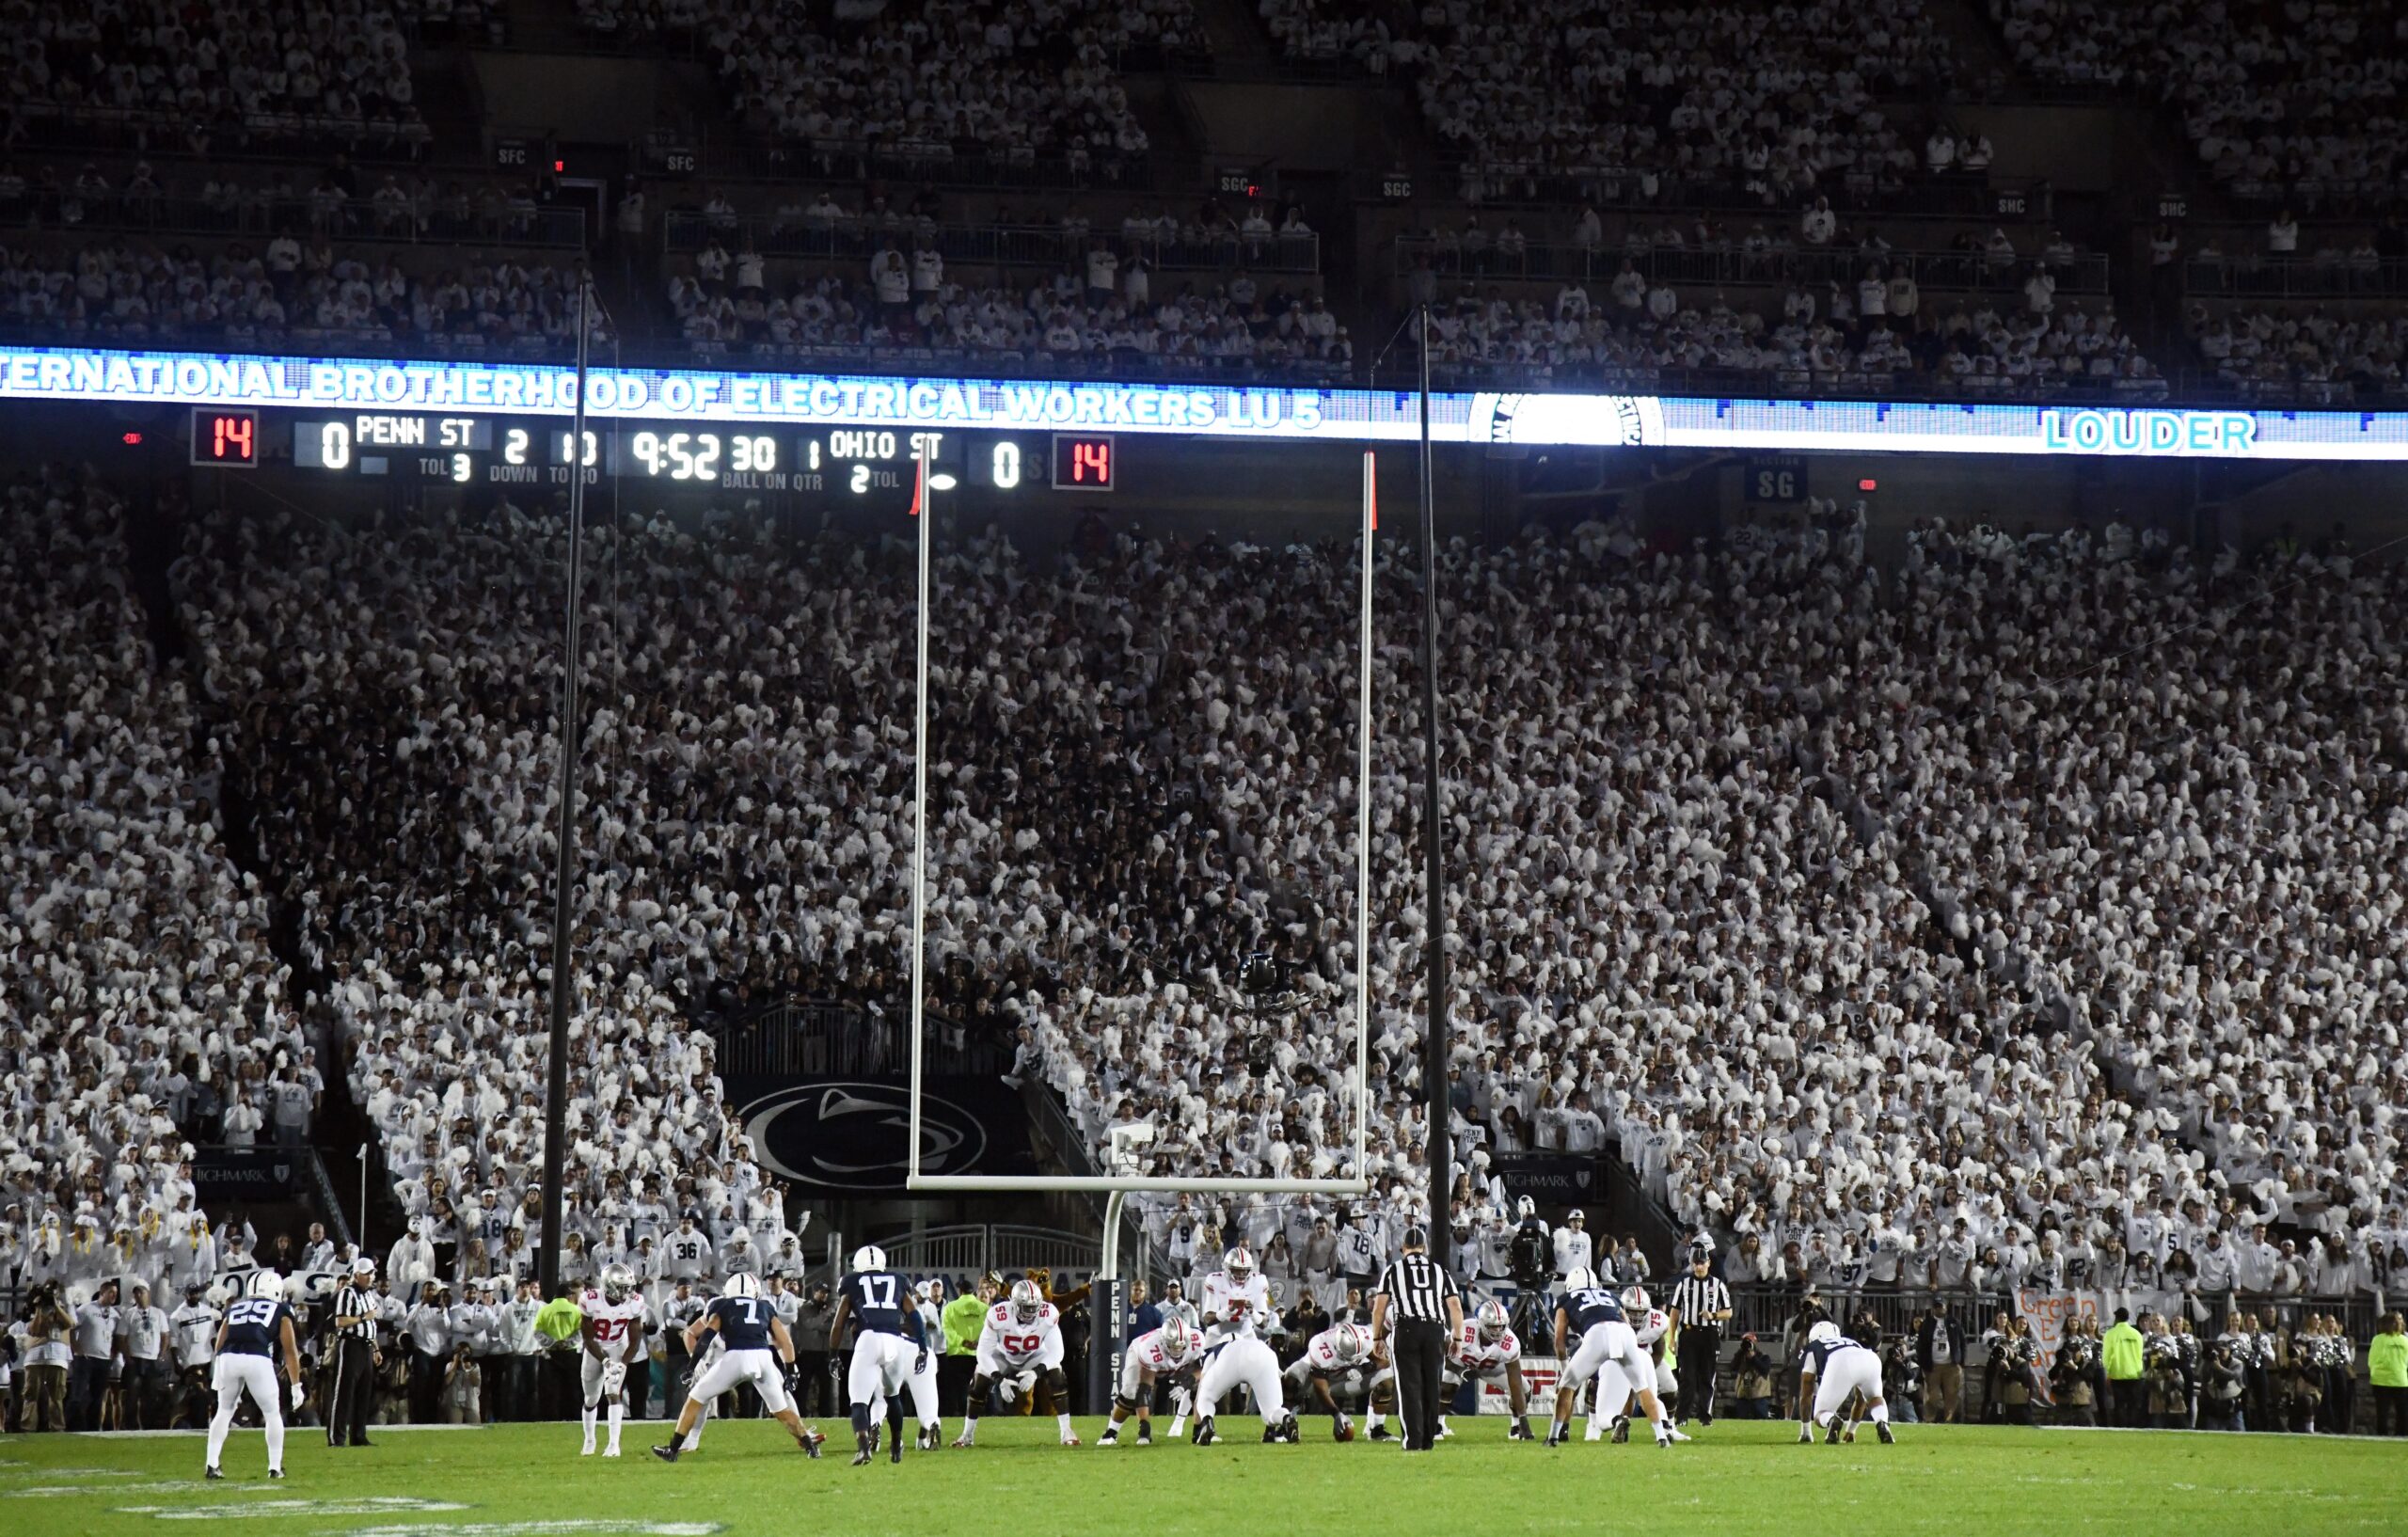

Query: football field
[6,1418,2400,1537]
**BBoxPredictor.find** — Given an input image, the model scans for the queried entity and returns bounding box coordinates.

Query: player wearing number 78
[649,1274,825,1463]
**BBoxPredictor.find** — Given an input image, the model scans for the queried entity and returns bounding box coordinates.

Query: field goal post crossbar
[903,447,1380,1235]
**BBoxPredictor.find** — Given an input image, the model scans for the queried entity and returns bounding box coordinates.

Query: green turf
[5,1416,2401,1537]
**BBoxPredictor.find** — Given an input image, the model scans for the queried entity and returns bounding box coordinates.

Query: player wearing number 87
[830,1244,938,1466]
[953,1279,1076,1449]
[650,1273,826,1465]
[579,1266,648,1457]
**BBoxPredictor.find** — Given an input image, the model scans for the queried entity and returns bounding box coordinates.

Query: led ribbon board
[4,346,2406,461]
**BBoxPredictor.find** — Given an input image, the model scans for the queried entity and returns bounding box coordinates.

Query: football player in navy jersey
[205,1271,306,1481]
[1797,1320,1894,1445]
[650,1274,825,1463]
[1548,1267,1680,1449]
[829,1244,930,1466]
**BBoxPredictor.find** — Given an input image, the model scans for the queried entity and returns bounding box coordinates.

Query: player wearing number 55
[649,1274,826,1464]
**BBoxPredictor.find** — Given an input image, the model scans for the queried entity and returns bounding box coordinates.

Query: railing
[7,101,433,162]
[0,190,586,249]
[2182,254,2408,299]
[878,1223,1099,1277]
[691,134,1164,194]
[1398,237,2109,295]
[664,213,1320,275]
[1422,164,2049,222]
[701,995,1010,1077]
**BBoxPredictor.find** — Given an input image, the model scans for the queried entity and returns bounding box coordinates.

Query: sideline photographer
[21,1282,73,1431]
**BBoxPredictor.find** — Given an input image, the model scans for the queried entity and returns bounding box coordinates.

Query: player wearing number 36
[650,1273,825,1464]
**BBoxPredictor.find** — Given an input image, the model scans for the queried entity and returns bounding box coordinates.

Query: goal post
[903,446,1382,1211]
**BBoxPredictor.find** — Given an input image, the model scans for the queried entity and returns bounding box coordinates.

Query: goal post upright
[903,440,1380,1207]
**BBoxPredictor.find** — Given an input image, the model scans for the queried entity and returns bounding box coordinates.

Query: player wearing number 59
[649,1274,825,1464]
[205,1271,306,1482]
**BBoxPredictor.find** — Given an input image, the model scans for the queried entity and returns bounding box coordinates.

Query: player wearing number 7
[649,1274,825,1464]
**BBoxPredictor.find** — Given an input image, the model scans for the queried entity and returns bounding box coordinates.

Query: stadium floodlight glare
[904,445,1378,1203]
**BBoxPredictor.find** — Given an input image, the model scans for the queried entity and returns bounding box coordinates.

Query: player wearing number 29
[205,1270,305,1481]
[580,1265,648,1457]
[954,1278,1078,1448]
[649,1274,825,1464]
[1796,1320,1895,1446]
[832,1244,939,1466]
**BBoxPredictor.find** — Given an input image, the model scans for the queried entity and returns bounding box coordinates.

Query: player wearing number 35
[650,1273,825,1463]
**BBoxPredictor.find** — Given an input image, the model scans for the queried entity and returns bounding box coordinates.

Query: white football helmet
[724,1272,761,1301]
[850,1244,887,1273]
[1622,1285,1650,1314]
[1009,1277,1044,1324]
[1560,1265,1596,1293]
[1808,1320,1842,1346]
[601,1265,634,1304]
[1159,1315,1193,1361]
[249,1269,287,1301]
[1222,1245,1255,1284]
[1476,1297,1512,1342]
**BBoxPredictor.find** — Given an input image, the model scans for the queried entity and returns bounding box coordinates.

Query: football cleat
[1875,1422,1895,1445]
[1097,1428,1117,1448]
[1798,1424,1814,1445]
[268,1469,285,1481]
[1434,1421,1451,1440]
[581,1442,596,1457]
[1842,1426,1857,1444]
[204,1467,224,1481]
[1665,1427,1694,1444]
[1584,1421,1605,1442]
[1610,1415,1630,1444]
[850,1449,872,1467]
[651,1445,680,1464]
[1824,1419,1844,1445]
[1369,1423,1393,1442]
[800,1428,826,1459]
[1508,1418,1534,1441]
[1545,1425,1568,1448]
[890,1434,904,1465]
[917,1426,941,1451]
[951,1433,976,1449]
[1192,1416,1217,1447]
[1134,1422,1152,1444]
[1061,1434,1081,1448]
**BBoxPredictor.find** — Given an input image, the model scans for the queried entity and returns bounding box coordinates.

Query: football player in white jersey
[1591,1287,1678,1443]
[580,1265,649,1457]
[1443,1297,1536,1441]
[1285,1318,1374,1439]
[952,1279,1076,1448]
[1189,1246,1296,1445]
[1097,1314,1202,1446]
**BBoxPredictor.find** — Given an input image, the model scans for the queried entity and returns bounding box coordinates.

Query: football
[1335,1421,1355,1443]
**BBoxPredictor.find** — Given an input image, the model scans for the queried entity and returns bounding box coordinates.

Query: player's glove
[913,1348,929,1377]
[290,1382,306,1411]
[996,1376,1018,1404]
[829,1355,846,1380]
[601,1359,626,1396]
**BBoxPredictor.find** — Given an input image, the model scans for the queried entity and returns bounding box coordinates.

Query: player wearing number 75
[650,1274,825,1464]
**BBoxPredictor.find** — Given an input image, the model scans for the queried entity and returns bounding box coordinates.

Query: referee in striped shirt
[1370,1228,1463,1451]
[327,1258,381,1447]
[1667,1256,1732,1425]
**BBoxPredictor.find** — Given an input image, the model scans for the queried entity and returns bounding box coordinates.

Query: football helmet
[601,1265,634,1304]
[1560,1265,1596,1293]
[1009,1277,1044,1324]
[1222,1245,1255,1284]
[1808,1320,1842,1346]
[1476,1297,1512,1342]
[1329,1322,1368,1364]
[850,1244,888,1273]
[724,1272,762,1301]
[249,1269,287,1301]
[1159,1315,1193,1361]
[1622,1286,1650,1314]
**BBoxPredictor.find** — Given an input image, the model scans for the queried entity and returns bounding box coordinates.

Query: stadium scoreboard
[266,408,1117,496]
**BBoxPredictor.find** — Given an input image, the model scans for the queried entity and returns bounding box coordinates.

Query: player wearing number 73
[649,1274,825,1463]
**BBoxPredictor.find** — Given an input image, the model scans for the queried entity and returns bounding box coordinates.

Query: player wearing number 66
[650,1274,825,1465]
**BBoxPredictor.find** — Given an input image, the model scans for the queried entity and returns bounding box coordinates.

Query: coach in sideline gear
[328,1259,381,1446]
[1668,1257,1731,1424]
[1372,1227,1464,1452]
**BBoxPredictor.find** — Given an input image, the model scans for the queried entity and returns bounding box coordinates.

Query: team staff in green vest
[2101,1307,2147,1428]
[941,1274,999,1416]
[2370,1312,2408,1436]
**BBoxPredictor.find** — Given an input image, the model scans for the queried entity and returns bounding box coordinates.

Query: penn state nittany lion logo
[1479,393,1650,448]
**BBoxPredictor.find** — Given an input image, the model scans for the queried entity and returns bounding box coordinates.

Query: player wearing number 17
[649,1274,826,1464]
[831,1244,938,1466]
